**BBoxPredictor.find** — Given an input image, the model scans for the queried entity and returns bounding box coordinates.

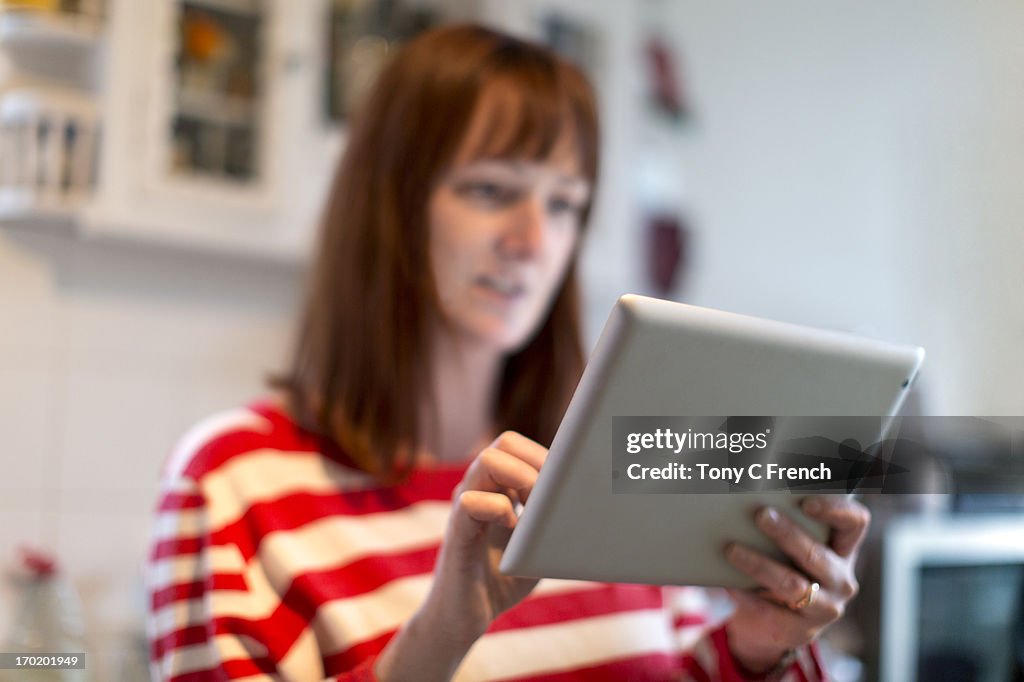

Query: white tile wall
[0,344,55,501]
[0,229,301,681]
[59,346,179,493]
[0,232,67,352]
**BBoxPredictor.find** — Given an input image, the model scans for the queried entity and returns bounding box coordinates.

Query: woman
[147,24,867,681]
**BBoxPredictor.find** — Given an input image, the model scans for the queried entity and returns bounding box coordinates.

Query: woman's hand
[375,431,546,681]
[425,430,547,639]
[723,496,870,675]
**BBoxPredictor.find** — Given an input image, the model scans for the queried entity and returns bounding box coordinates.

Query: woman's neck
[422,333,504,464]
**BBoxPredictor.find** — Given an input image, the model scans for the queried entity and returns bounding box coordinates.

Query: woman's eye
[458,181,517,204]
[548,196,583,216]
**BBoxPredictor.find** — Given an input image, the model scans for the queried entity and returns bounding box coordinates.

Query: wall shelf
[0,10,103,55]
[0,192,79,231]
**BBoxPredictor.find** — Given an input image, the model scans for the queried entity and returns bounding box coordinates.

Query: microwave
[880,515,1024,681]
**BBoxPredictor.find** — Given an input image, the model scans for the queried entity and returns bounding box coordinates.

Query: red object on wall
[647,213,688,295]
[645,36,691,121]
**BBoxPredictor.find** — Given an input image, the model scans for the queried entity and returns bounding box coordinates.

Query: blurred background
[0,0,1022,679]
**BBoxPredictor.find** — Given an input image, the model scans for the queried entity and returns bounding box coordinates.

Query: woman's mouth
[477,274,526,299]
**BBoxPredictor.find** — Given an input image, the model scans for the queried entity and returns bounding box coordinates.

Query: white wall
[658,0,1024,414]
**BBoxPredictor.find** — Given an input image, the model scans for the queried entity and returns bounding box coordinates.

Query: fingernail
[803,498,822,515]
[757,507,779,527]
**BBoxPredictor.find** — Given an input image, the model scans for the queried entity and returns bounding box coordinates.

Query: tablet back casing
[500,295,925,587]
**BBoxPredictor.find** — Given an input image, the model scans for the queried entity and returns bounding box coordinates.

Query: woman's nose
[499,195,546,259]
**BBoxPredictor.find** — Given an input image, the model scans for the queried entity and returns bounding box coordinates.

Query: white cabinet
[84,0,325,261]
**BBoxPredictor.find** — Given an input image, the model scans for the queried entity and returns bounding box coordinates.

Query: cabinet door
[158,0,270,190]
[86,0,312,261]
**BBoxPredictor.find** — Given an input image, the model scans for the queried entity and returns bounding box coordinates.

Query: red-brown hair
[273,24,600,476]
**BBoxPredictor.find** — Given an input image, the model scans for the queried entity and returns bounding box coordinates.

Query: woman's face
[428,145,591,353]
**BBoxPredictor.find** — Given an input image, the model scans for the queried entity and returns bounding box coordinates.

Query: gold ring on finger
[792,581,820,611]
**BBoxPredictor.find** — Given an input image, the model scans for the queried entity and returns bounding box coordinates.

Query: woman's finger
[800,496,871,558]
[490,431,548,471]
[726,587,797,621]
[449,490,518,548]
[729,584,845,626]
[725,543,813,608]
[754,507,843,588]
[460,446,540,502]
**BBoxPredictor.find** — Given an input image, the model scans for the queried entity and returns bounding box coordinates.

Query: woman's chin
[459,318,540,354]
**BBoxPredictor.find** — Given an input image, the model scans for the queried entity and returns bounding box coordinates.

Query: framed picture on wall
[538,11,602,78]
[323,0,441,124]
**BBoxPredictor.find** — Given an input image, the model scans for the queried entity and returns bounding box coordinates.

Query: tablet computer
[500,294,925,587]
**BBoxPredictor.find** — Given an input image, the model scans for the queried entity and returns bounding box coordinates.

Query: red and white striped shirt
[147,399,825,681]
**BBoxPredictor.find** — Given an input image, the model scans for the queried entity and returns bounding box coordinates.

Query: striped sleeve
[146,476,379,682]
[665,587,827,681]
